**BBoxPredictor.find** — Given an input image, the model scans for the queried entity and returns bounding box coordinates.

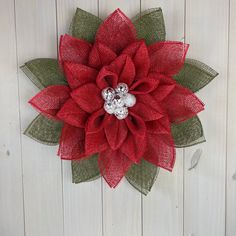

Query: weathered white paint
[184,0,228,235]
[0,0,234,235]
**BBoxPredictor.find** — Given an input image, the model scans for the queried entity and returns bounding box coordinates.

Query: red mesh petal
[56,98,89,128]
[58,124,85,160]
[85,130,108,155]
[85,109,108,155]
[144,133,175,171]
[71,83,103,113]
[96,67,118,89]
[29,85,70,119]
[146,116,171,134]
[98,149,132,188]
[95,9,136,53]
[120,112,147,163]
[108,55,135,86]
[88,42,117,69]
[125,112,146,137]
[86,109,106,133]
[104,115,128,150]
[162,84,205,123]
[59,34,91,65]
[122,40,150,79]
[150,74,176,101]
[120,131,146,164]
[148,41,189,76]
[130,78,158,94]
[63,62,98,90]
[130,94,164,121]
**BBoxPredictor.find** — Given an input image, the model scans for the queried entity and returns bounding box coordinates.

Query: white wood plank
[0,0,25,235]
[98,1,142,236]
[56,1,103,236]
[15,0,64,235]
[184,0,228,235]
[226,0,236,235]
[141,1,184,235]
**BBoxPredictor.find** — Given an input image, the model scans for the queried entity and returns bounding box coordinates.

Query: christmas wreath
[21,8,218,195]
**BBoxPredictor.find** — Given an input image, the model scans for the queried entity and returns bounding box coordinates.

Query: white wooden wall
[0,0,234,235]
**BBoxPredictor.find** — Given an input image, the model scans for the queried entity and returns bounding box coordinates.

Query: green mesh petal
[72,154,101,183]
[126,160,159,195]
[69,8,102,42]
[24,115,63,145]
[21,58,67,90]
[171,116,205,148]
[133,8,166,45]
[174,58,218,93]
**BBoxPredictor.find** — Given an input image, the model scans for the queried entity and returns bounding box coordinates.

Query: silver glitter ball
[102,87,115,101]
[115,83,129,94]
[112,94,125,108]
[114,107,128,120]
[104,102,115,114]
[123,93,136,107]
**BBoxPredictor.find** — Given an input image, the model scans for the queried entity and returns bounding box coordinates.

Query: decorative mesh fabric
[144,132,175,171]
[126,160,159,195]
[59,34,91,65]
[24,114,63,145]
[21,8,216,190]
[133,8,166,45]
[72,154,100,183]
[21,59,67,90]
[160,84,205,124]
[95,9,136,53]
[171,116,205,147]
[69,8,102,42]
[29,85,70,119]
[148,41,189,76]
[98,149,132,188]
[58,124,86,160]
[174,58,219,93]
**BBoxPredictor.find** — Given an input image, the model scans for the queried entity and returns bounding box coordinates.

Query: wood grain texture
[15,0,64,235]
[227,0,236,235]
[0,0,25,235]
[98,1,142,236]
[141,1,184,235]
[56,1,103,236]
[184,0,229,235]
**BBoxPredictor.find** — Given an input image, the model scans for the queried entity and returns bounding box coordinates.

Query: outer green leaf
[174,58,219,93]
[24,114,63,145]
[133,8,166,45]
[126,160,159,195]
[69,8,102,42]
[171,116,205,148]
[21,58,67,90]
[72,154,100,183]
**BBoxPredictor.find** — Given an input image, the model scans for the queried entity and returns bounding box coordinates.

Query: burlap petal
[171,116,205,148]
[21,58,66,90]
[174,58,218,92]
[126,160,159,195]
[69,8,102,42]
[133,8,166,45]
[24,114,63,145]
[72,154,101,183]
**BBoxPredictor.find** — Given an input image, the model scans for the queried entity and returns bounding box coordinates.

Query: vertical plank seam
[55,1,65,235]
[183,0,187,235]
[97,2,104,236]
[13,0,26,235]
[225,0,231,234]
[140,1,144,235]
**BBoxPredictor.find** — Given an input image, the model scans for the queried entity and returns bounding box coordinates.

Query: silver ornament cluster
[101,83,136,120]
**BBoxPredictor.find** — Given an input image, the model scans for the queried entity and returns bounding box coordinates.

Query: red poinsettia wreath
[22,8,218,193]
